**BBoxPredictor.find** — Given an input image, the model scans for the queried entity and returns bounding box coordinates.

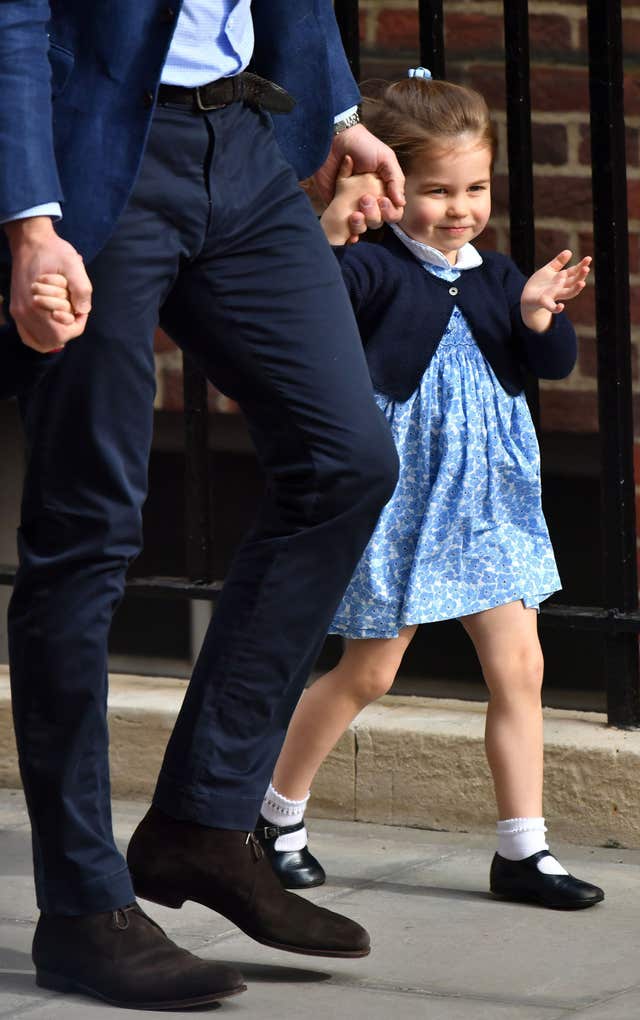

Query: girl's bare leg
[460,601,544,820]
[461,600,604,907]
[272,626,418,800]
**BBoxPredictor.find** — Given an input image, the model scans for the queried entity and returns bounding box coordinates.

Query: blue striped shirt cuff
[0,203,62,226]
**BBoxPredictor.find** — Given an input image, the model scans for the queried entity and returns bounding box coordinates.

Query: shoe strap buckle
[245,832,265,860]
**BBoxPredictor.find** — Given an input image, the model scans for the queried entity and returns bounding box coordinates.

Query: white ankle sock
[496,817,568,875]
[261,783,309,852]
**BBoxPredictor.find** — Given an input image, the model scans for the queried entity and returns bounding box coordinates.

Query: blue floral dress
[331,234,561,640]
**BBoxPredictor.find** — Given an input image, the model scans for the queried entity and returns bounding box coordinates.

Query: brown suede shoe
[127,806,370,959]
[33,903,246,1009]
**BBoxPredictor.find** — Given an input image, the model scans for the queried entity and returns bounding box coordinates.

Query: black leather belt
[157,72,296,114]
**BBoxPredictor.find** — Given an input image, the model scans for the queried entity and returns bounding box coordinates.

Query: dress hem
[329,587,560,641]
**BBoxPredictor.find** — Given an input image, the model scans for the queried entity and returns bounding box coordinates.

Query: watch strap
[333,106,361,135]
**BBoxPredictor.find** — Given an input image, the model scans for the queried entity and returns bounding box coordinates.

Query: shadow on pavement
[218,961,332,984]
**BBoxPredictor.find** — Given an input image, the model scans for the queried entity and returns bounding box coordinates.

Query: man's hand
[314,123,405,221]
[4,216,92,353]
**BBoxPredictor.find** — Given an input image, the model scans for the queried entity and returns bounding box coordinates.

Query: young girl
[255,70,604,910]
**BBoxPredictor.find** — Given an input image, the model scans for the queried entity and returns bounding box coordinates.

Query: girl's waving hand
[521,250,591,333]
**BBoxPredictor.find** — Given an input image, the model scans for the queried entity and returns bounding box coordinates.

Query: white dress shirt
[162,0,253,87]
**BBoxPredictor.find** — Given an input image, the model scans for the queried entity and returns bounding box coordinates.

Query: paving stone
[570,988,640,1019]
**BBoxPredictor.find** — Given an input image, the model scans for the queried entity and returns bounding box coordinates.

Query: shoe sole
[280,876,327,891]
[131,877,370,959]
[36,970,246,1009]
[35,966,244,1007]
[490,887,605,911]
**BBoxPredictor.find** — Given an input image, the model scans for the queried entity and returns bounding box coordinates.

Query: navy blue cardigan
[334,229,577,401]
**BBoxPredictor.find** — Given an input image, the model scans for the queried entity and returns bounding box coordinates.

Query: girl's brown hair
[362,76,497,173]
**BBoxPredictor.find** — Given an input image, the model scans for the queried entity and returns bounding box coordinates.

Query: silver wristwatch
[333,106,361,135]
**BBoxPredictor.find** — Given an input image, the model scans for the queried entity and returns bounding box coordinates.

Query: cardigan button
[449,286,459,296]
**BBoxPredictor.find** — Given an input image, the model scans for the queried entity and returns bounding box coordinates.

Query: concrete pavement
[1,789,640,1019]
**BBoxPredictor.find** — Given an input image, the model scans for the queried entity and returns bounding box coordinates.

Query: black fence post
[335,0,361,80]
[587,0,640,727]
[503,0,535,278]
[418,0,445,80]
[502,0,539,425]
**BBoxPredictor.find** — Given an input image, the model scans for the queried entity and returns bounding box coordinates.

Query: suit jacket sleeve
[0,0,63,223]
[504,258,578,380]
[315,1,361,116]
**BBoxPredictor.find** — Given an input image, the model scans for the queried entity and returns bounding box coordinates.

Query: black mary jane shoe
[254,814,326,890]
[490,850,605,910]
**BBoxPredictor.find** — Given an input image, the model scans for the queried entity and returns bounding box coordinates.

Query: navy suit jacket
[334,229,578,400]
[0,1,360,263]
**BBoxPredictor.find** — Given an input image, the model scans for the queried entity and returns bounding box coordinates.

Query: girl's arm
[314,158,402,326]
[506,252,590,379]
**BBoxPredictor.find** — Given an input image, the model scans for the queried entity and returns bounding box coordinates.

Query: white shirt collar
[390,223,483,270]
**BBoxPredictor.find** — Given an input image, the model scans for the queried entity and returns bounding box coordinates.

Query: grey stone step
[1,666,639,847]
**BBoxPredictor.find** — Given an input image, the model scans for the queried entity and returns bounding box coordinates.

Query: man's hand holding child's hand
[29,273,76,351]
[320,156,389,245]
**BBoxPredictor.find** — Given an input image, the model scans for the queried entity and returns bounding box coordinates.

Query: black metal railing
[1,0,637,726]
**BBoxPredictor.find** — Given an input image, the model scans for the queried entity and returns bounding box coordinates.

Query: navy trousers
[8,101,398,915]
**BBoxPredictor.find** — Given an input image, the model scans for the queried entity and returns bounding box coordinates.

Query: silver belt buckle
[195,84,226,112]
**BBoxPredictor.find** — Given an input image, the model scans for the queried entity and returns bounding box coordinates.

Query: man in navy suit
[0,1,401,1009]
